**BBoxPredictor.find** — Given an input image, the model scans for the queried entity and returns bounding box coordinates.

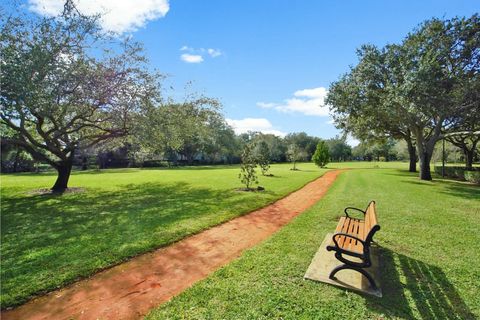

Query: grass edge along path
[2,170,344,320]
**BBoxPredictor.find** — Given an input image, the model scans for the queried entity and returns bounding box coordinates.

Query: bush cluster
[434,166,480,184]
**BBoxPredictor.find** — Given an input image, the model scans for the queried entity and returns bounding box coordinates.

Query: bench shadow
[367,247,476,320]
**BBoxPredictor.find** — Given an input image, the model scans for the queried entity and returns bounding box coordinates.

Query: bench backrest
[364,201,380,244]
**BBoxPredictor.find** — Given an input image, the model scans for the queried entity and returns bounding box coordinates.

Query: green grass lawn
[0,163,327,308]
[147,166,480,319]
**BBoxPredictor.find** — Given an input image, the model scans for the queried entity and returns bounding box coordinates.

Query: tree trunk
[415,130,433,181]
[465,148,474,170]
[406,139,417,172]
[81,156,88,170]
[51,160,73,192]
[413,119,444,181]
[418,152,432,180]
[13,149,20,173]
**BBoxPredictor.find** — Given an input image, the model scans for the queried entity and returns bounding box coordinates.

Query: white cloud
[326,118,335,124]
[256,102,276,109]
[226,118,285,137]
[258,86,330,116]
[207,48,222,57]
[29,0,170,34]
[179,47,222,62]
[294,87,327,98]
[180,54,204,63]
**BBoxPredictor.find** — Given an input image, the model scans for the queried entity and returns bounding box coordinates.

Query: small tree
[312,141,329,168]
[238,142,258,189]
[255,140,271,176]
[287,143,303,170]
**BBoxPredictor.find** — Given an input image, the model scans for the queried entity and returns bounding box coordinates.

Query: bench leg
[329,264,378,290]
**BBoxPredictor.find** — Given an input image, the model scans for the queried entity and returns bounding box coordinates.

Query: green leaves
[312,141,329,168]
[327,14,480,180]
[255,140,271,176]
[239,142,259,189]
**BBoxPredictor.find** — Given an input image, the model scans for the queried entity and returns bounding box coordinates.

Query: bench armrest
[344,207,366,218]
[331,232,365,248]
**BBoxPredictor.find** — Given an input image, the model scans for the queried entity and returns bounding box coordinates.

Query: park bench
[326,200,380,290]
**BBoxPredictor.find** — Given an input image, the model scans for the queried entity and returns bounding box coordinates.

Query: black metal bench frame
[326,201,380,290]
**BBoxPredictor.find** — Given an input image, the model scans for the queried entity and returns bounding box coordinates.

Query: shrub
[464,171,480,184]
[434,166,480,183]
[142,160,170,167]
[312,141,329,168]
[434,166,466,180]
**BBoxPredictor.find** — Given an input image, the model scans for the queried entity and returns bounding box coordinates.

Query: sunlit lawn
[147,165,480,319]
[0,163,326,308]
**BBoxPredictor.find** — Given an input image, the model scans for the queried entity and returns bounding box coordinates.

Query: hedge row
[434,166,480,184]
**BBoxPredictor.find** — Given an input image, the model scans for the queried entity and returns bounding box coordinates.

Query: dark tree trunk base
[419,155,432,181]
[465,150,474,171]
[407,140,417,172]
[51,161,73,192]
[409,158,417,173]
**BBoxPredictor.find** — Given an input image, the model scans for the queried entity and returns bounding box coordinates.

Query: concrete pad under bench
[304,233,382,297]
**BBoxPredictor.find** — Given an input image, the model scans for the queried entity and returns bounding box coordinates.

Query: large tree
[0,1,160,191]
[328,15,480,180]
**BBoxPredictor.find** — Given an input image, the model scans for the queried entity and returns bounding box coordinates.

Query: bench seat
[330,216,365,254]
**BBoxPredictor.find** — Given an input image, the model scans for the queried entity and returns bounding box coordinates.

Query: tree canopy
[328,14,480,180]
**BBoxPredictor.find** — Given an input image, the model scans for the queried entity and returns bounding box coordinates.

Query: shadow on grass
[383,170,419,177]
[0,181,254,307]
[399,177,480,201]
[380,169,480,201]
[367,248,476,320]
[0,165,242,177]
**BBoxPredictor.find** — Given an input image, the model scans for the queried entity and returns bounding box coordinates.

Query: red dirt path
[2,169,343,320]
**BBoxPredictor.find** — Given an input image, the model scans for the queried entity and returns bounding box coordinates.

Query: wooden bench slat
[338,217,350,248]
[348,219,364,253]
[347,218,356,248]
[329,217,365,254]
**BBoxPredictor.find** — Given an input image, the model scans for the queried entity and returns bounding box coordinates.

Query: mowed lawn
[147,166,480,319]
[0,163,327,308]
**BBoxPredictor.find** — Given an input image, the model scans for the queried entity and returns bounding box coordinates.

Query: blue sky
[26,0,480,144]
